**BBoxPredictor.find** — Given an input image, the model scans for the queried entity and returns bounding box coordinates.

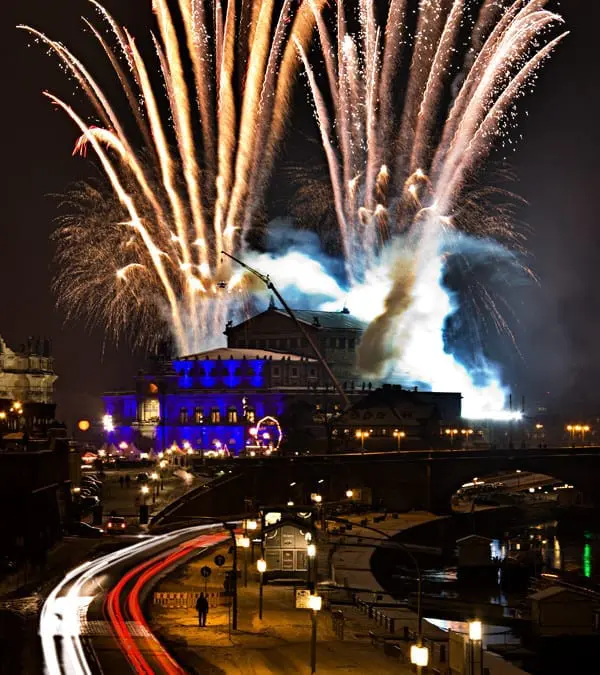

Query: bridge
[152,447,600,528]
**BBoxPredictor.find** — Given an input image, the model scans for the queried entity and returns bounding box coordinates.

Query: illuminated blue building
[103,347,335,454]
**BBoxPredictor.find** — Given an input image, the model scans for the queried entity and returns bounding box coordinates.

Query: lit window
[246,407,255,423]
[228,407,238,423]
[211,407,221,424]
[180,407,189,424]
[141,398,160,422]
[194,407,203,424]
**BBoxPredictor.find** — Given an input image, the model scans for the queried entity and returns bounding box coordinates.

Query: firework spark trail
[24,1,321,354]
[300,0,566,418]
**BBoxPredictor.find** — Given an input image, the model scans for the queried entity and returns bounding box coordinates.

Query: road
[41,525,228,675]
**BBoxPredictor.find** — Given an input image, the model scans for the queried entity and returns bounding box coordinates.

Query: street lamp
[257,558,267,620]
[410,644,429,674]
[445,428,459,445]
[461,428,474,447]
[307,543,316,559]
[582,425,591,445]
[393,429,406,450]
[468,620,483,675]
[345,489,353,499]
[309,594,322,674]
[355,429,369,450]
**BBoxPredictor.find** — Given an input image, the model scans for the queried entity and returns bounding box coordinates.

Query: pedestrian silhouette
[196,592,209,627]
[119,476,124,488]
[125,474,131,488]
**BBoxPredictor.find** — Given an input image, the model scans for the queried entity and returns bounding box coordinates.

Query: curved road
[41,525,228,675]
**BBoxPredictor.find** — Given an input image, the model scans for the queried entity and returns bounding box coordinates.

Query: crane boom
[222,251,350,407]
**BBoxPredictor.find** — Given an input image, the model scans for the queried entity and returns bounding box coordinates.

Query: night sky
[1,1,598,427]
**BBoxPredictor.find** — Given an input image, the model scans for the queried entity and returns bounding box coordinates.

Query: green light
[583,542,592,578]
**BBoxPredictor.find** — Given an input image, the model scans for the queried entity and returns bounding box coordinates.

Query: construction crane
[221,250,350,408]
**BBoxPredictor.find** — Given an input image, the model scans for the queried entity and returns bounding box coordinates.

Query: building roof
[456,535,492,544]
[177,347,317,362]
[287,309,366,331]
[229,307,366,332]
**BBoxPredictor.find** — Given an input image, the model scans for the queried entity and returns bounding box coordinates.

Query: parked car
[77,495,100,510]
[106,515,127,533]
[136,472,150,483]
[70,522,104,538]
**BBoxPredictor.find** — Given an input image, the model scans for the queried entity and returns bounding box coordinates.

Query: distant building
[103,346,353,454]
[0,335,57,435]
[331,384,462,450]
[224,304,366,384]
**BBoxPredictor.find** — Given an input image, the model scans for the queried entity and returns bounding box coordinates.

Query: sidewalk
[150,544,413,674]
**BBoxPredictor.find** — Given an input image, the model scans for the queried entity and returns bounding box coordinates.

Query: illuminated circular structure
[77,419,91,432]
[251,416,282,451]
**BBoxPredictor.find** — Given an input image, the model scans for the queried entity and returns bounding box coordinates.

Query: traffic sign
[200,566,212,578]
[214,554,226,567]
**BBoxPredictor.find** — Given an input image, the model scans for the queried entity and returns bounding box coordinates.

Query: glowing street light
[393,429,406,450]
[355,429,370,449]
[309,594,322,673]
[307,543,316,558]
[311,494,322,504]
[445,428,459,445]
[345,489,354,499]
[469,620,482,641]
[257,558,267,619]
[468,620,484,675]
[410,644,429,672]
[460,428,474,446]
[140,485,150,495]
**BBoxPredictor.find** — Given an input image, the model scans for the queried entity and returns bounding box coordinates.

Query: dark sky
[1,1,598,427]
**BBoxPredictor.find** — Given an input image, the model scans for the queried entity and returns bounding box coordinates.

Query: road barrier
[153,591,227,608]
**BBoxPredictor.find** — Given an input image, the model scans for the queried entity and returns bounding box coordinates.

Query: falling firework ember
[295,0,567,419]
[22,0,323,354]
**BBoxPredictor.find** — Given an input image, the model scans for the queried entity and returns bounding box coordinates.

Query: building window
[339,337,346,349]
[309,368,316,377]
[329,337,337,349]
[349,338,355,350]
[273,366,281,377]
[141,398,160,422]
[246,407,256,423]
[180,407,189,424]
[227,407,238,423]
[210,407,221,423]
[194,407,203,424]
[290,338,298,349]
[291,367,298,377]
[301,338,308,348]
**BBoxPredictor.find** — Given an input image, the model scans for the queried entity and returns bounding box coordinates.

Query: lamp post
[238,535,250,587]
[257,558,266,620]
[345,489,353,499]
[582,425,591,445]
[461,428,474,447]
[410,644,429,675]
[468,619,483,675]
[445,428,459,446]
[566,424,574,445]
[309,594,322,674]
[393,429,406,450]
[355,429,369,450]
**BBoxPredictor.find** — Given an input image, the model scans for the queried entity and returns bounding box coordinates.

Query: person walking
[196,593,209,627]
[119,475,124,489]
[125,474,131,489]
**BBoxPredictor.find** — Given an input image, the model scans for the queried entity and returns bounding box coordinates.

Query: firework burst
[295,0,566,417]
[22,0,323,354]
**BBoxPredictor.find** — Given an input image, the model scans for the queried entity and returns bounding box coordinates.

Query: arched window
[211,407,221,424]
[227,407,238,423]
[194,407,203,424]
[180,407,189,424]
